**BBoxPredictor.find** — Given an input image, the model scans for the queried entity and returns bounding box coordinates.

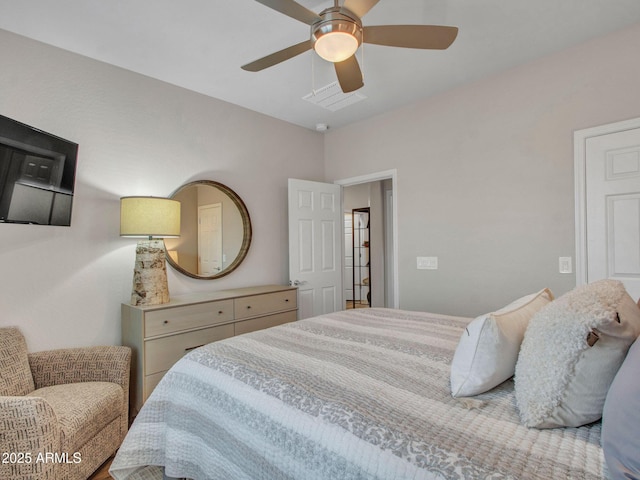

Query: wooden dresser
[121,284,297,415]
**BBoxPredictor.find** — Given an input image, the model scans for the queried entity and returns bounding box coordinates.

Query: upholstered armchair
[0,327,131,480]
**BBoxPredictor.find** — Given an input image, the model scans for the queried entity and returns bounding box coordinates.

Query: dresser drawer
[234,290,297,320]
[144,323,234,374]
[144,299,234,337]
[234,310,297,336]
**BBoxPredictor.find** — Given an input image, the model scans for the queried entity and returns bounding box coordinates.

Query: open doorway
[337,170,397,309]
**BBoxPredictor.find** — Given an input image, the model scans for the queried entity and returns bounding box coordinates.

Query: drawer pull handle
[218,311,223,315]
[246,305,251,309]
[184,344,205,352]
[285,299,289,302]
[163,320,169,324]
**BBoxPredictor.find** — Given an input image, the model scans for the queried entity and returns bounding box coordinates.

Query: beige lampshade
[120,196,181,238]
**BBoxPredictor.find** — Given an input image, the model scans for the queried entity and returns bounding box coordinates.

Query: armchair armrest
[0,396,59,480]
[28,346,131,391]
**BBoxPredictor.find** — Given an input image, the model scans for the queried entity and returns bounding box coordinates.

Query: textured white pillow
[450,288,554,398]
[515,279,640,429]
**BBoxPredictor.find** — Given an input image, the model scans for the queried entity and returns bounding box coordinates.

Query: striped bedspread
[110,308,606,480]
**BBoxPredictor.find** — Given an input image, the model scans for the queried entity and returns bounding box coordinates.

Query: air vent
[303,82,367,111]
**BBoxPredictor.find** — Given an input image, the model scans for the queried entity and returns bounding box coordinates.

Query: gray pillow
[602,338,640,480]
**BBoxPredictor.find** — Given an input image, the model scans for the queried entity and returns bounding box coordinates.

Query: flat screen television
[0,114,78,226]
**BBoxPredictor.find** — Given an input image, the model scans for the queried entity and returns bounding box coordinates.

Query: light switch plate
[417,256,438,270]
[559,257,572,274]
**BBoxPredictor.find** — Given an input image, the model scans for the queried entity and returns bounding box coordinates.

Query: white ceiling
[1,0,640,131]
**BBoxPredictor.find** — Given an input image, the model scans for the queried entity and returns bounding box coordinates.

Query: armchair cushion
[0,327,35,396]
[26,381,124,453]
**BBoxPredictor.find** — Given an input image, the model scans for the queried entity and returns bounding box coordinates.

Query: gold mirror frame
[164,180,252,280]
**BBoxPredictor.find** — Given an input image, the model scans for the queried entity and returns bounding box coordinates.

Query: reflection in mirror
[164,180,251,279]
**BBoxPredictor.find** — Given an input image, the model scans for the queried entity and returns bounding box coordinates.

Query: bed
[110,307,608,480]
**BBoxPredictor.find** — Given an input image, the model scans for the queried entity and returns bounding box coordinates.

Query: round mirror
[164,180,252,279]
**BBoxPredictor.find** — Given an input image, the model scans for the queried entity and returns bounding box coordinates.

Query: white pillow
[515,280,640,429]
[450,288,554,398]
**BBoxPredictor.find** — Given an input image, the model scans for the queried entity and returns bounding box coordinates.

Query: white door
[583,126,640,299]
[198,203,222,276]
[288,178,342,320]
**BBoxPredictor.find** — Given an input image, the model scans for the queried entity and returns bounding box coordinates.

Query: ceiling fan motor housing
[312,7,363,62]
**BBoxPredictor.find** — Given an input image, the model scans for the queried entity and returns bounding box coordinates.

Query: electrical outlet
[417,256,438,270]
[559,257,572,274]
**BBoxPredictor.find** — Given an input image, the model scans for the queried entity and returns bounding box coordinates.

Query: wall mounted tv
[0,114,78,226]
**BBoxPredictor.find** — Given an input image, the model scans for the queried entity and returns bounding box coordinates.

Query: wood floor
[88,456,114,480]
[347,301,370,309]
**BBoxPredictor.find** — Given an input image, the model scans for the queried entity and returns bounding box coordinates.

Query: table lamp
[120,196,181,306]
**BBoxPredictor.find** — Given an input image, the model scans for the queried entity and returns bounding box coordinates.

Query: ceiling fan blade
[363,25,458,49]
[254,0,321,25]
[342,0,380,18]
[241,40,312,72]
[334,55,364,93]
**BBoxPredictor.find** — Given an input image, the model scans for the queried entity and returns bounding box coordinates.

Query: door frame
[574,116,640,286]
[335,169,399,308]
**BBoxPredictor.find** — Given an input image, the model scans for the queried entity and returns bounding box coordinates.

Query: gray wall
[0,29,324,351]
[324,22,640,317]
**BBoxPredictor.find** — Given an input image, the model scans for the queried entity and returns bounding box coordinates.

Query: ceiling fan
[241,0,458,93]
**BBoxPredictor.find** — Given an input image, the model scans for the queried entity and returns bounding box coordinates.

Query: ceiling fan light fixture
[312,11,362,63]
[314,31,359,62]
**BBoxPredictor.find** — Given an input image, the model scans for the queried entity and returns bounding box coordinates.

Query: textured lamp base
[131,239,170,306]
